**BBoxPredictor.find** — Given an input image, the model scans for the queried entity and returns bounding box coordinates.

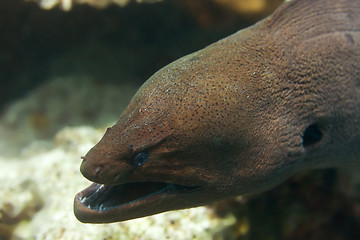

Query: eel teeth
[99,203,105,211]
[80,196,87,203]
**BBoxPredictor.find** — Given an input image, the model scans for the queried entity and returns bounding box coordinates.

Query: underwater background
[1,0,360,239]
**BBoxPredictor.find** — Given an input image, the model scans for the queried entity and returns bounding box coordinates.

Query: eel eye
[133,152,148,166]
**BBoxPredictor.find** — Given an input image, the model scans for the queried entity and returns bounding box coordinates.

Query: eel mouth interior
[77,182,200,211]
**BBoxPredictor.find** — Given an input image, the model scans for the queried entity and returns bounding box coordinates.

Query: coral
[25,0,283,18]
[177,0,283,28]
[214,0,284,16]
[26,0,162,11]
[0,180,44,240]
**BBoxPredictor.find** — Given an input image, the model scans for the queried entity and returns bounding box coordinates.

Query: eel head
[74,0,360,223]
[73,41,307,223]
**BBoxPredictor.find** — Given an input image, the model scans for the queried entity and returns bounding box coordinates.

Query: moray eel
[74,0,360,223]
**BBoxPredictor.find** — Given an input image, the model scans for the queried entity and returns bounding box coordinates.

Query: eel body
[74,0,360,223]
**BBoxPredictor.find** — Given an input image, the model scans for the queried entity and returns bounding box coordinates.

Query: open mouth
[76,182,200,212]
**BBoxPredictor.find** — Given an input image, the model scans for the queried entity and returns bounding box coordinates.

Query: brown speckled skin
[74,0,360,223]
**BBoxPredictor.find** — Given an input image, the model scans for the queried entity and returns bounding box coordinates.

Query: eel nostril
[81,156,88,162]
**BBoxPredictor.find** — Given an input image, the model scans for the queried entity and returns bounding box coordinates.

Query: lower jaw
[77,182,200,212]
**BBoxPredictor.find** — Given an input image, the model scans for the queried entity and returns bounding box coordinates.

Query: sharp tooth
[80,196,87,203]
[95,185,105,193]
[99,204,104,211]
[87,204,91,209]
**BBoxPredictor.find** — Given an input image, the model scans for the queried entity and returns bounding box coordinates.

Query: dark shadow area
[0,0,254,111]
